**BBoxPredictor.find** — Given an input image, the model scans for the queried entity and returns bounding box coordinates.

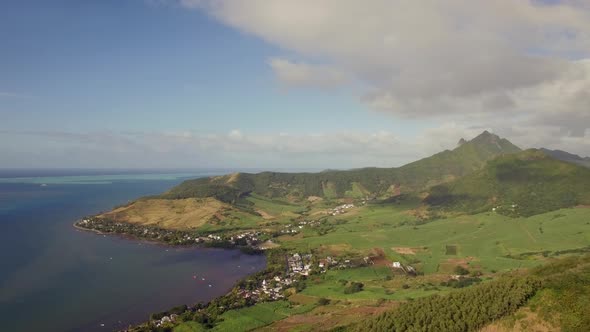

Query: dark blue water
[0,173,266,332]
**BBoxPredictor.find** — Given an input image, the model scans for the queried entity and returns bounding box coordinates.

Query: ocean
[0,170,266,332]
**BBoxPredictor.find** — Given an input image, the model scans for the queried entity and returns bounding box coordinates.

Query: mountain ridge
[425,148,590,216]
[540,148,590,168]
[162,131,521,202]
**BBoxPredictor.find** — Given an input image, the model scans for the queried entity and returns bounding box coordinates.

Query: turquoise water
[0,171,266,332]
[0,171,223,185]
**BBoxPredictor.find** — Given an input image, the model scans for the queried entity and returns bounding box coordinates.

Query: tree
[455,265,470,275]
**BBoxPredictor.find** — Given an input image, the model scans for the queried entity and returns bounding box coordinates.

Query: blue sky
[1,1,417,133]
[1,1,590,168]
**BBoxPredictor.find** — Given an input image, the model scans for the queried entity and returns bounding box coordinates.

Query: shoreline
[73,222,106,235]
[73,220,268,253]
[73,217,269,253]
[73,220,270,331]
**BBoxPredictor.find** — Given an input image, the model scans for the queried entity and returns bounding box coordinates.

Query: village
[75,217,266,250]
[147,250,458,329]
[279,219,321,235]
[328,203,355,216]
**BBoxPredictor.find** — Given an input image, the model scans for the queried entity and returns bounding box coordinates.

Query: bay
[0,171,266,332]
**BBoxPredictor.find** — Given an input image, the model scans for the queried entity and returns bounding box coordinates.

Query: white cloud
[177,0,590,144]
[0,129,424,168]
[268,58,348,88]
[5,124,590,168]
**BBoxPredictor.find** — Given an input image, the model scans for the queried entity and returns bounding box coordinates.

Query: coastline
[73,219,270,254]
[73,221,106,235]
[73,220,270,331]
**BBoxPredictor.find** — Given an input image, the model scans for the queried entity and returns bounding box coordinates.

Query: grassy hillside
[96,198,230,230]
[342,255,590,332]
[163,131,520,202]
[425,149,590,216]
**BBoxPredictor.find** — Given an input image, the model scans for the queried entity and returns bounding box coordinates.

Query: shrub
[317,297,331,305]
[344,282,364,294]
[454,265,470,275]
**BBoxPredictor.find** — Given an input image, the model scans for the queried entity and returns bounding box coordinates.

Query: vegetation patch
[345,276,540,331]
[445,245,458,255]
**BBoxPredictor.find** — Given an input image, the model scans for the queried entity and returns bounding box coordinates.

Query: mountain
[425,149,590,216]
[162,131,521,202]
[393,131,521,189]
[540,148,590,168]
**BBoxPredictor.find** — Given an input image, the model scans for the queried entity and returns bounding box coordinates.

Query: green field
[174,301,316,332]
[246,194,306,216]
[281,204,590,274]
[301,266,451,301]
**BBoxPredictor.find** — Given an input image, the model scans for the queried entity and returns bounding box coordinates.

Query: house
[392,262,402,268]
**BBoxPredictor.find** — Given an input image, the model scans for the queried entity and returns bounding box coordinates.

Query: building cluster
[280,220,320,234]
[491,204,519,212]
[76,217,265,249]
[206,234,222,241]
[288,253,313,276]
[192,231,262,246]
[280,224,300,235]
[229,231,261,246]
[329,203,355,216]
[237,274,296,304]
[392,261,416,275]
[154,314,179,328]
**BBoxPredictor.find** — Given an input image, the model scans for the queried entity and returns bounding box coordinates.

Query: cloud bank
[178,0,590,150]
[0,128,479,169]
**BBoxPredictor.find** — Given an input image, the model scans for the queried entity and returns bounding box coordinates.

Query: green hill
[394,130,520,189]
[425,149,590,216]
[162,131,520,202]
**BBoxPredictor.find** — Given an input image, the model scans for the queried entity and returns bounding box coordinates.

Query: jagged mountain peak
[471,130,500,143]
[454,131,521,154]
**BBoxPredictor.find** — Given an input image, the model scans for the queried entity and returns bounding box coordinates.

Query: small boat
[40,184,48,187]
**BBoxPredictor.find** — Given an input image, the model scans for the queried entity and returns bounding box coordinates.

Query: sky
[1,0,590,169]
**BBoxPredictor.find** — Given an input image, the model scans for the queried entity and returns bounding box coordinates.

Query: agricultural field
[300,266,452,302]
[279,202,590,274]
